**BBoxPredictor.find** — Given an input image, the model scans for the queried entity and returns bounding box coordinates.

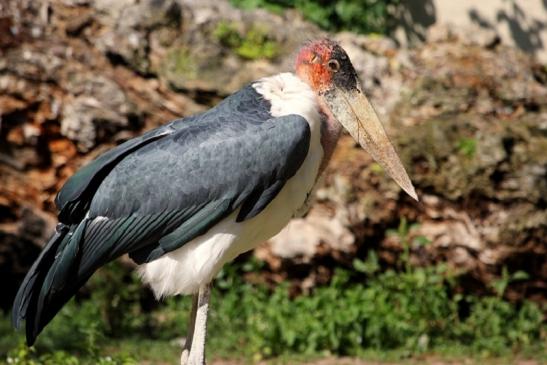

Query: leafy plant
[200,258,543,359]
[491,266,529,298]
[230,0,402,35]
[33,298,104,355]
[86,262,147,337]
[386,217,431,272]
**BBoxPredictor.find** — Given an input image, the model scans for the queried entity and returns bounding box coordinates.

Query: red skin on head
[295,40,343,175]
[295,39,335,94]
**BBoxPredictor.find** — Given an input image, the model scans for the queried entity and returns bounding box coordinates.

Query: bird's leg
[181,292,199,364]
[181,283,212,365]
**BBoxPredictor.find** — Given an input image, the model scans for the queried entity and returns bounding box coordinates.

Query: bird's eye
[327,59,340,72]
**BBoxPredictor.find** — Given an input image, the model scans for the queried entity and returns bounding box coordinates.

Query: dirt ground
[207,357,543,365]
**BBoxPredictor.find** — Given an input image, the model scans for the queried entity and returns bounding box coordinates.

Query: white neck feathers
[252,72,321,126]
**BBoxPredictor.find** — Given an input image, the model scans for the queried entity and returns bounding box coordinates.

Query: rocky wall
[0,0,545,310]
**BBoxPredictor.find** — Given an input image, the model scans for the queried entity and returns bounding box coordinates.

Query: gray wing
[55,124,176,224]
[87,112,311,263]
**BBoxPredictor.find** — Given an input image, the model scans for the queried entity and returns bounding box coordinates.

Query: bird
[12,39,417,365]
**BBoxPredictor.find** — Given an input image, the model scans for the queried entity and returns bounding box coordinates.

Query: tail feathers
[12,221,90,346]
[12,224,69,330]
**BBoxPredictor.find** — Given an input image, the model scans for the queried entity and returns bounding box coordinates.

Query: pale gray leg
[181,293,199,364]
[181,283,212,365]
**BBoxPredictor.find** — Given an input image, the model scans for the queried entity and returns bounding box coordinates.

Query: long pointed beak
[322,85,418,201]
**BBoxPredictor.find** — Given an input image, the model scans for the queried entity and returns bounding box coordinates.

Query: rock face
[0,0,545,310]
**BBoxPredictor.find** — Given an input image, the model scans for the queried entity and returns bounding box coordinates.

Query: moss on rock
[213,20,280,60]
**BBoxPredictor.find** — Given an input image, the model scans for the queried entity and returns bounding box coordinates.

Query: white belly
[139,73,323,297]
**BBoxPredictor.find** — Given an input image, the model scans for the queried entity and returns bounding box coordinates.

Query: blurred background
[0,0,545,364]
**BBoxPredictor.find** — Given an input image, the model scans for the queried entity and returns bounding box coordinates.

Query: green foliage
[491,266,529,298]
[230,0,401,35]
[156,225,543,360]
[3,227,545,363]
[213,21,280,60]
[457,137,478,157]
[452,297,544,356]
[1,262,146,363]
[86,262,147,337]
[32,298,104,355]
[352,250,380,275]
[386,217,431,272]
[194,255,543,360]
[30,261,147,356]
[5,342,136,365]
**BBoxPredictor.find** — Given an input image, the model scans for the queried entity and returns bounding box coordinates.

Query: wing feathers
[56,126,175,223]
[237,180,284,221]
[157,200,231,253]
[12,224,70,330]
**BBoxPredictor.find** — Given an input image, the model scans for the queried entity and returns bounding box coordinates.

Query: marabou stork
[13,39,417,364]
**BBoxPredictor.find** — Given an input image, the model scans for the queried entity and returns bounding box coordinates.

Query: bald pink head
[295,39,341,94]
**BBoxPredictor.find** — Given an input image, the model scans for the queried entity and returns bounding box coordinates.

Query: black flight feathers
[12,84,311,345]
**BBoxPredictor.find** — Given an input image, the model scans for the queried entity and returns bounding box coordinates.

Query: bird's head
[296,39,417,201]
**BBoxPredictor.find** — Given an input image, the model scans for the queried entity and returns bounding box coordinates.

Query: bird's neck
[318,100,343,176]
